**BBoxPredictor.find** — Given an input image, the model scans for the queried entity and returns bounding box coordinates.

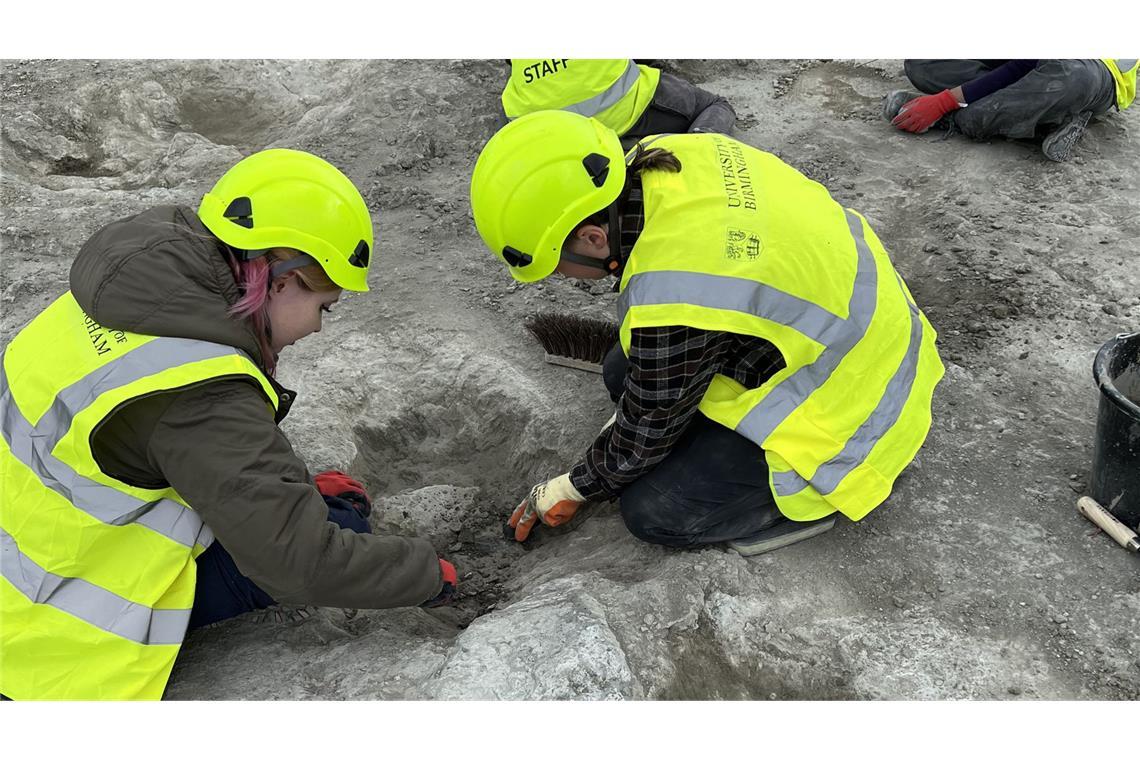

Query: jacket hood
[70,205,264,366]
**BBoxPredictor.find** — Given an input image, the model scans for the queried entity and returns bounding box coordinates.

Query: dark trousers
[601,345,782,548]
[188,496,370,630]
[904,59,1116,140]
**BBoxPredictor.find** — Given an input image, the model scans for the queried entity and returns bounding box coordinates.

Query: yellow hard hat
[469,110,626,282]
[198,148,374,292]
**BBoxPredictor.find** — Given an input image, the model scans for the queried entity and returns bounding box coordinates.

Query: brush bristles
[525,312,619,364]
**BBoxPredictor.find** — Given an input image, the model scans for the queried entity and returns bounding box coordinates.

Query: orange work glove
[421,558,458,608]
[315,469,371,516]
[508,473,584,542]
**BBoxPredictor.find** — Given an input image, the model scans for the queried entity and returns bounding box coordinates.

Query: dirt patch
[178,86,286,150]
[5,58,1139,700]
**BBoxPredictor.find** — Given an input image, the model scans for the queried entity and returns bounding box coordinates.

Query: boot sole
[882,90,916,122]
[1042,111,1092,162]
[728,515,837,557]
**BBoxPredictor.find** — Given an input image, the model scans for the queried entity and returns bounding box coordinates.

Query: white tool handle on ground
[1076,496,1140,553]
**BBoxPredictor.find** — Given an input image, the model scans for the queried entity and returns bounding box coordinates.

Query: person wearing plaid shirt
[504,158,836,554]
[471,111,936,555]
[565,177,790,546]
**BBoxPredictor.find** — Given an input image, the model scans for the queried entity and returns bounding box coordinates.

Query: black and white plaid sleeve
[569,325,767,499]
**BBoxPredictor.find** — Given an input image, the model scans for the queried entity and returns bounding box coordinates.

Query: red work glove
[891,89,961,134]
[421,558,458,608]
[315,469,371,517]
[508,473,584,542]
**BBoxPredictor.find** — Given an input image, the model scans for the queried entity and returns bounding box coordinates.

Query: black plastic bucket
[1090,330,1140,530]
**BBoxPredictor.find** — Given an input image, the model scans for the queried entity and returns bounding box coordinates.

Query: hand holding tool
[508,473,584,542]
[421,558,458,608]
[892,89,961,133]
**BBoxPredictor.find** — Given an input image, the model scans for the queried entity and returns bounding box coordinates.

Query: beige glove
[508,473,584,542]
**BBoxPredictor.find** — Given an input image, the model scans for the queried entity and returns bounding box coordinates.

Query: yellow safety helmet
[198,148,374,292]
[469,110,626,283]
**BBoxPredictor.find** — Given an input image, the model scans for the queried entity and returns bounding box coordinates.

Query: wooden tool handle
[544,354,604,374]
[1077,496,1140,552]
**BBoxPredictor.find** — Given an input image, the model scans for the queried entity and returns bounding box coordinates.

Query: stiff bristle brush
[524,312,619,373]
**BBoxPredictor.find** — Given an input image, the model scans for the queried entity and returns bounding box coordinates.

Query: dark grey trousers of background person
[600,344,786,547]
[904,59,1116,140]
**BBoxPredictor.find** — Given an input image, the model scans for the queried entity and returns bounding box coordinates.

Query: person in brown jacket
[82,153,456,625]
[0,148,454,699]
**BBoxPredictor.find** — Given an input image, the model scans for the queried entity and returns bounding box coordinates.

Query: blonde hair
[270,248,339,293]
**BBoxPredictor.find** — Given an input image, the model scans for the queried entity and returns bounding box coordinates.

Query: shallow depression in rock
[350,379,544,625]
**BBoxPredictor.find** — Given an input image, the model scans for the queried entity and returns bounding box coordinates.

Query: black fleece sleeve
[687,85,737,134]
[570,326,734,498]
[148,380,442,609]
[650,70,737,135]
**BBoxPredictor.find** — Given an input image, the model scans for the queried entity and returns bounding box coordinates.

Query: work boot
[727,515,837,557]
[882,89,919,122]
[1042,111,1092,162]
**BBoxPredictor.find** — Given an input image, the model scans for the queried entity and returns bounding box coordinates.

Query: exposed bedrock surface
[3,59,1137,699]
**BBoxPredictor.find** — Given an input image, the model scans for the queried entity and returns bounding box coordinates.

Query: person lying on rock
[884,59,1137,162]
[469,111,944,556]
[0,149,456,701]
[501,59,737,148]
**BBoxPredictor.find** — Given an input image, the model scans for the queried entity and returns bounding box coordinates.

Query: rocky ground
[2,59,1137,699]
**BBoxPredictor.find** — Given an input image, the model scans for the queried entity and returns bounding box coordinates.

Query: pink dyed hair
[224,254,278,375]
[222,247,340,376]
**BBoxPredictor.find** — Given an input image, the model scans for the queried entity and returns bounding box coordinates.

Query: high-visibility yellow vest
[502,59,661,136]
[0,292,277,699]
[1101,59,1139,110]
[617,134,945,523]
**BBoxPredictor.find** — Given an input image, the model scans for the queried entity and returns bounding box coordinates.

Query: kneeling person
[469,111,945,554]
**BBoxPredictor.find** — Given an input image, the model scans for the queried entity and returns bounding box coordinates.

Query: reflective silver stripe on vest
[617,210,878,453]
[629,134,671,155]
[562,60,640,118]
[771,271,923,497]
[0,526,189,645]
[734,209,879,446]
[1115,59,1138,72]
[619,272,852,348]
[0,337,246,550]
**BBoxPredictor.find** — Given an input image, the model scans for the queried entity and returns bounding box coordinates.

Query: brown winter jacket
[69,205,443,609]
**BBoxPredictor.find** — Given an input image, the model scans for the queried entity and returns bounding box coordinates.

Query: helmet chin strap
[559,204,625,277]
[230,246,317,279]
[269,254,317,278]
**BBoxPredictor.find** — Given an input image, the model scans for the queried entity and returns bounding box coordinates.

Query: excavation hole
[352,382,563,625]
[48,154,116,178]
[351,378,557,504]
[178,86,282,149]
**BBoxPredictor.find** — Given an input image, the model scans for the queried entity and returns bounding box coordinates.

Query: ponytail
[627,142,682,174]
[559,142,682,253]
